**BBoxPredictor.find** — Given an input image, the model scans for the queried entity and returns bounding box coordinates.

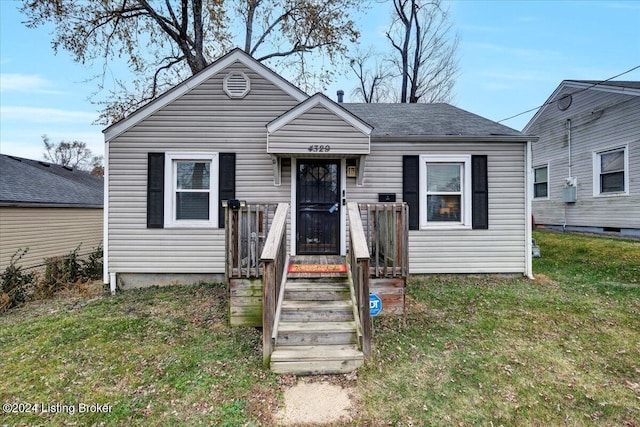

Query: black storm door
[297,160,341,254]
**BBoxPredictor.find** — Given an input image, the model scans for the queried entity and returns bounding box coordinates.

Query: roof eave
[371,134,537,143]
[0,202,103,208]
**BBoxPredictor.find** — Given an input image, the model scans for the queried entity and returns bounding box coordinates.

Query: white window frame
[592,145,628,197]
[533,164,550,200]
[419,154,472,230]
[164,152,219,228]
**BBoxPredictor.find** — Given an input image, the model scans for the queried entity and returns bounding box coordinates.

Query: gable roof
[523,79,640,133]
[267,93,373,135]
[0,154,103,208]
[343,103,526,140]
[103,48,309,141]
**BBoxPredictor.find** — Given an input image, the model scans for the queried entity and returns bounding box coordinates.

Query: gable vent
[223,71,251,98]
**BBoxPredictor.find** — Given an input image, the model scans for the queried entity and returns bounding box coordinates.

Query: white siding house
[524,80,640,237]
[103,49,535,288]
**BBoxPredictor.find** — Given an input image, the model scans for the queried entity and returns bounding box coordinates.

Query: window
[594,147,628,196]
[419,155,472,228]
[164,153,218,227]
[533,165,548,198]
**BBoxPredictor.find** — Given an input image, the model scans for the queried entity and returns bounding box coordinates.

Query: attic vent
[223,71,250,98]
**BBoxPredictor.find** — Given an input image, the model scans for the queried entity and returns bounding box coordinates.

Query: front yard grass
[357,231,640,425]
[1,230,639,425]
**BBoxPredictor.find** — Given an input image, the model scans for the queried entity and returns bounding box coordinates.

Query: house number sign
[308,145,331,152]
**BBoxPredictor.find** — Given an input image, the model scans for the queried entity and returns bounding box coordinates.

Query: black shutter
[147,153,165,228]
[403,155,420,230]
[218,153,236,228]
[472,155,489,230]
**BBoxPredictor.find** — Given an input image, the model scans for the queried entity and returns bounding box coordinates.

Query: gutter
[371,135,539,143]
[0,203,103,208]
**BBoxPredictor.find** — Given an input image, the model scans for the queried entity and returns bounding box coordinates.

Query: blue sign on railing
[369,294,382,316]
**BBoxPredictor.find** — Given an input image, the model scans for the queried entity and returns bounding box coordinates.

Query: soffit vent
[223,71,251,99]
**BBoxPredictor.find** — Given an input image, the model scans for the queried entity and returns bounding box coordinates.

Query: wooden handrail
[259,202,289,366]
[359,203,409,278]
[225,203,277,280]
[347,202,372,358]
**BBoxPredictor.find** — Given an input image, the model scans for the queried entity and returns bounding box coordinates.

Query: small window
[533,165,548,198]
[419,155,472,229]
[165,153,218,227]
[594,147,628,196]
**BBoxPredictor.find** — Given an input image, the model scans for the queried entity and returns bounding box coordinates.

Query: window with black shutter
[403,154,489,230]
[147,152,235,228]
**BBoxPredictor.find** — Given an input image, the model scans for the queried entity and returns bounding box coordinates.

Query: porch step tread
[285,281,350,290]
[270,358,363,375]
[278,320,357,332]
[281,300,353,310]
[271,345,363,362]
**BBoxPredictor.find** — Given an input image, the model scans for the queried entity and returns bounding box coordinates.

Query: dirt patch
[534,273,557,286]
[276,376,356,426]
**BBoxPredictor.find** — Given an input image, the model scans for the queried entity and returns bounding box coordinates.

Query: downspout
[103,140,115,294]
[525,139,534,279]
[563,119,572,231]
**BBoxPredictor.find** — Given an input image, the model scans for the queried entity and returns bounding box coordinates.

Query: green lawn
[1,231,639,426]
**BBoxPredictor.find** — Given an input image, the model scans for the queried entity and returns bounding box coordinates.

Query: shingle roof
[342,103,522,138]
[0,154,103,207]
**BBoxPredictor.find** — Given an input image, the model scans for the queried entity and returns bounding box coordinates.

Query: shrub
[1,248,34,312]
[80,244,103,281]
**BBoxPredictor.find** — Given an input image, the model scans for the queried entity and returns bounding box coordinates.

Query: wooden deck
[225,202,409,374]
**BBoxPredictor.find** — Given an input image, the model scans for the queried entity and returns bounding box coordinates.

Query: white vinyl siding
[0,207,103,271]
[107,62,297,274]
[529,85,639,230]
[347,141,527,274]
[268,105,370,155]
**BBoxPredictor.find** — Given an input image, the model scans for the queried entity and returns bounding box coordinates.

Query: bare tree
[349,48,393,103]
[239,0,362,92]
[386,0,458,103]
[42,135,103,172]
[21,0,364,123]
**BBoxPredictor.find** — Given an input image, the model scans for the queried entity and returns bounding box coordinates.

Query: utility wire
[498,65,640,124]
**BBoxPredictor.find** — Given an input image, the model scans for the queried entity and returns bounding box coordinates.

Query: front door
[297,160,341,254]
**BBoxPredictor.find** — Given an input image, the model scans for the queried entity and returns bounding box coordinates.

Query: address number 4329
[308,145,331,152]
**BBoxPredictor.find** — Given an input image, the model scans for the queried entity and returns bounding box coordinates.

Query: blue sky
[1,1,639,161]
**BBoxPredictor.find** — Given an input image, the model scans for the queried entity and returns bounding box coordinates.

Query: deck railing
[259,203,289,366]
[359,203,409,278]
[225,203,278,280]
[347,202,372,358]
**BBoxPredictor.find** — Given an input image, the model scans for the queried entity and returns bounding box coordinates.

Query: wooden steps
[270,269,364,375]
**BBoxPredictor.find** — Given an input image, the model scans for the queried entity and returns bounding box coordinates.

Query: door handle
[329,203,339,213]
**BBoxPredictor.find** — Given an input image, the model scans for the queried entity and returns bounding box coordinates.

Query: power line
[497,65,640,124]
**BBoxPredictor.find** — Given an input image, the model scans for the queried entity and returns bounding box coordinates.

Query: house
[524,80,640,237]
[103,48,535,373]
[0,154,104,271]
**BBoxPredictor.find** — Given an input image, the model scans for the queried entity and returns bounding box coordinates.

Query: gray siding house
[524,80,640,237]
[0,154,104,271]
[103,49,536,289]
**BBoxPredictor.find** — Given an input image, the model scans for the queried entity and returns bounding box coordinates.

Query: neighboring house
[103,48,536,289]
[524,80,640,237]
[0,154,104,271]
